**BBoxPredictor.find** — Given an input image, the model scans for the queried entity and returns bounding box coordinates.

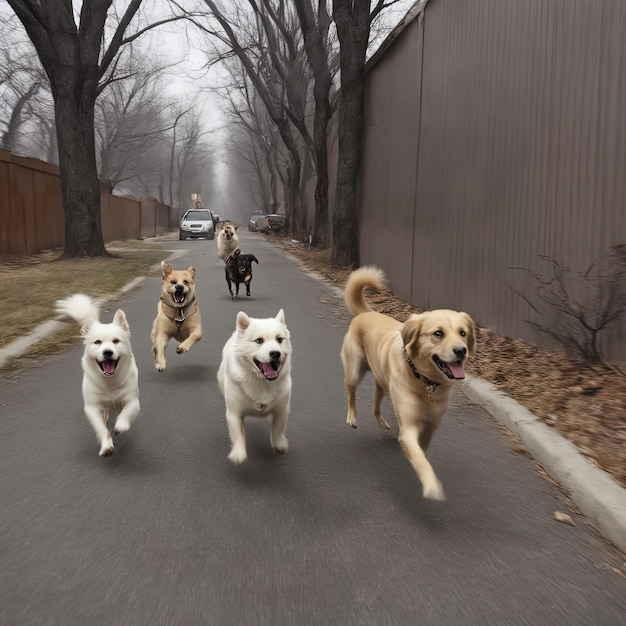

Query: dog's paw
[155,362,166,373]
[176,343,189,354]
[228,448,247,464]
[376,418,391,432]
[114,420,131,435]
[346,417,358,429]
[99,444,115,457]
[423,480,445,501]
[272,436,289,455]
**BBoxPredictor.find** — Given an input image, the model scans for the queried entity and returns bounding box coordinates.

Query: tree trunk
[332,0,371,268]
[54,78,110,258]
[295,0,332,248]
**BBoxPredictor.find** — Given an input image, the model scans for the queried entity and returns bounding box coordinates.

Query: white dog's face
[82,310,132,377]
[220,222,239,241]
[235,309,291,380]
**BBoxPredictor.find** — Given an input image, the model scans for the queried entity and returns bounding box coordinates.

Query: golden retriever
[151,261,202,372]
[340,266,476,500]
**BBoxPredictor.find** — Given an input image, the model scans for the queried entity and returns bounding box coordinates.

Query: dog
[217,221,240,263]
[340,267,476,500]
[151,261,202,372]
[55,294,140,457]
[225,249,259,300]
[217,309,292,464]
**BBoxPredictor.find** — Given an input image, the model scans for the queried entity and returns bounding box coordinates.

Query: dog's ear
[161,261,172,278]
[234,224,240,230]
[275,309,285,324]
[461,312,476,356]
[236,311,250,335]
[113,309,130,334]
[251,255,259,264]
[187,266,196,278]
[401,314,423,352]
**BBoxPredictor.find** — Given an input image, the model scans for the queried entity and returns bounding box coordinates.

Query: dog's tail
[344,266,387,316]
[55,294,101,329]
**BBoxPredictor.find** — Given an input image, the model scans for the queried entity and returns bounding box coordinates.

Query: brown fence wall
[0,148,176,256]
[319,0,626,359]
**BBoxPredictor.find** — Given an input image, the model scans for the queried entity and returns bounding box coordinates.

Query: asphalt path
[2,232,625,625]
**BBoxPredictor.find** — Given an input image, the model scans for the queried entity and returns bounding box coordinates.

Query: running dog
[217,221,240,263]
[225,249,259,300]
[340,266,476,500]
[217,309,292,464]
[151,261,202,372]
[55,294,140,457]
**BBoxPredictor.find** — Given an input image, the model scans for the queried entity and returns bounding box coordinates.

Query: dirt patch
[279,241,626,490]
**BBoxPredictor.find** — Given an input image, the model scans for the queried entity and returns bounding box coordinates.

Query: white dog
[217,221,240,263]
[217,309,292,464]
[55,294,140,457]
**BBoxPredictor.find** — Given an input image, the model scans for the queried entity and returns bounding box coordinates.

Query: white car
[179,209,215,240]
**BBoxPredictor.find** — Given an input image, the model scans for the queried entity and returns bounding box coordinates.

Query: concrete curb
[462,376,626,553]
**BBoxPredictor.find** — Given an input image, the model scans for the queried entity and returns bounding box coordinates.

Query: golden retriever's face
[401,310,476,384]
[160,261,196,306]
[220,222,239,241]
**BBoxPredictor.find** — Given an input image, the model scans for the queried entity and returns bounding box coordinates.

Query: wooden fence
[0,148,177,256]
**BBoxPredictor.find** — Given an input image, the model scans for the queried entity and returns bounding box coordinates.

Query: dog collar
[403,346,439,394]
[160,295,196,326]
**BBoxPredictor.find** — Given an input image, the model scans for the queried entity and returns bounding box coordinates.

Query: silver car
[179,209,215,240]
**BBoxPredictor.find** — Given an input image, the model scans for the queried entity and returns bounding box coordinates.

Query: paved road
[2,232,625,625]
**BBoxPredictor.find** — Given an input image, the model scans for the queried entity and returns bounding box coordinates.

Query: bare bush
[508,245,626,363]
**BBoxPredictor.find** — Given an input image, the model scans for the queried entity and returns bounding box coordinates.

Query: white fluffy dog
[217,309,292,464]
[55,294,140,457]
[217,221,240,263]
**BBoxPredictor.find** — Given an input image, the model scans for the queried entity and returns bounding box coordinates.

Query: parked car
[248,214,266,232]
[179,208,215,240]
[264,214,285,232]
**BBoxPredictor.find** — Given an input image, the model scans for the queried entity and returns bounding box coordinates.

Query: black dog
[225,249,259,300]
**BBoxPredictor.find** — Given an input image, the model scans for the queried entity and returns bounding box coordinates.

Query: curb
[462,376,626,553]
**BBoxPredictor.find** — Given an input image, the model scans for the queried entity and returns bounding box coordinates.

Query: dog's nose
[270,350,281,360]
[453,346,467,358]
[102,349,114,359]
[175,285,184,292]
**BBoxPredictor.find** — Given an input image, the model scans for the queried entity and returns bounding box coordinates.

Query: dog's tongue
[102,359,117,376]
[260,362,279,380]
[447,360,465,379]
[174,293,185,303]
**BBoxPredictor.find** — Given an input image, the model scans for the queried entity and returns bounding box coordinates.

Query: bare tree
[5,0,184,257]
[507,246,626,363]
[294,0,334,247]
[331,0,395,267]
[194,0,313,237]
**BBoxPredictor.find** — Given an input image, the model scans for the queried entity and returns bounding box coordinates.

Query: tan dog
[340,266,476,501]
[217,221,240,263]
[151,261,202,372]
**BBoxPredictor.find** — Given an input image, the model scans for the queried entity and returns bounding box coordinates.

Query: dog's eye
[255,338,264,344]
[112,339,120,344]
[460,330,467,337]
[183,280,189,285]
[276,337,283,344]
[94,340,102,345]
[170,280,177,285]
[433,330,444,338]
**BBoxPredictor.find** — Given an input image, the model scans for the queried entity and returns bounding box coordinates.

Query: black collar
[403,346,439,394]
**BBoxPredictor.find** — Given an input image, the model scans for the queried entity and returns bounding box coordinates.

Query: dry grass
[0,240,165,371]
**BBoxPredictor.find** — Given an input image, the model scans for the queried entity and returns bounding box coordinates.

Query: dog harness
[160,295,196,328]
[403,346,439,395]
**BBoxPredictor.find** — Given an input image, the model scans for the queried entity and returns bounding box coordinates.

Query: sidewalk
[2,254,626,555]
